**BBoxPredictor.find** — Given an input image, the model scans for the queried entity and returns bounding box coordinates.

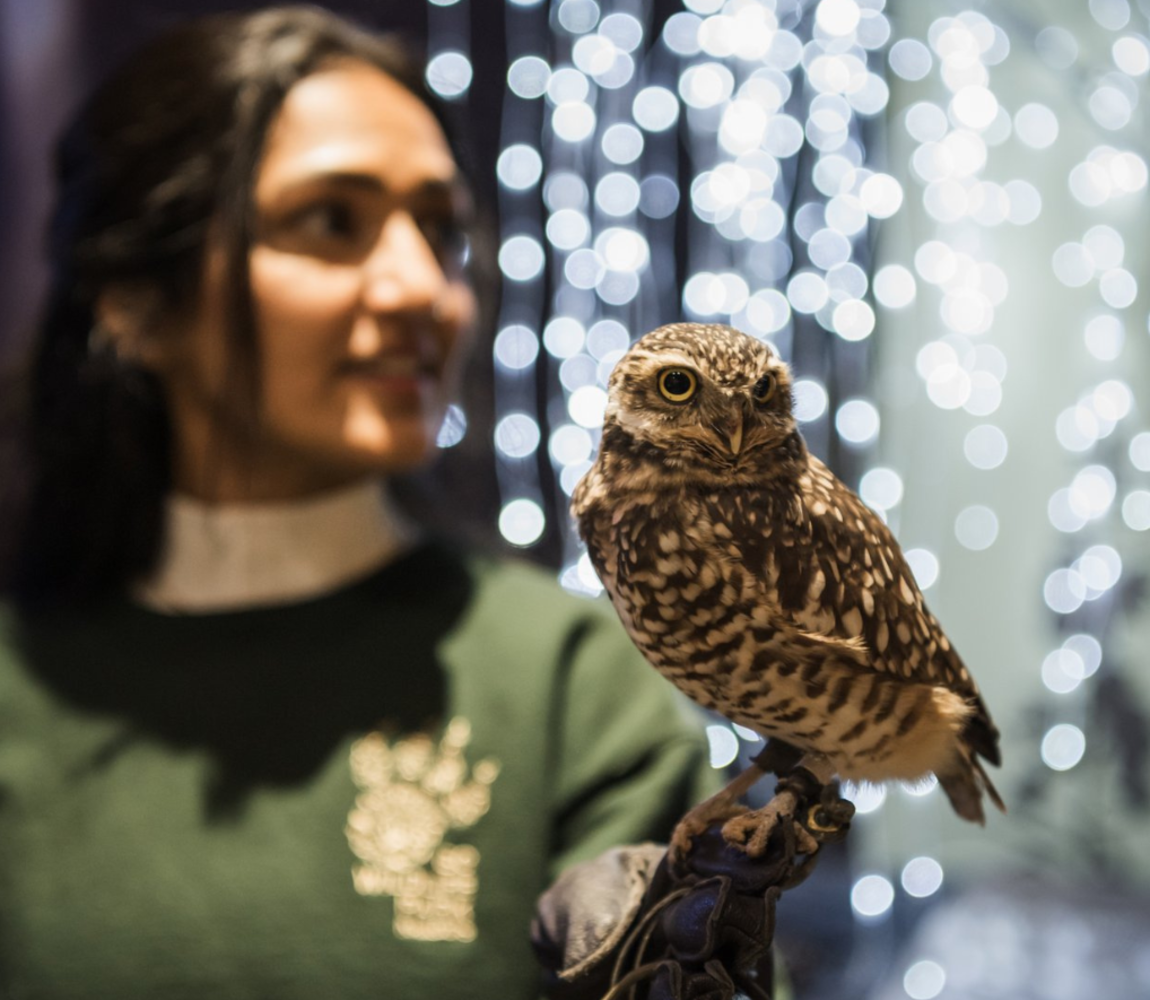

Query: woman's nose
[362,212,446,314]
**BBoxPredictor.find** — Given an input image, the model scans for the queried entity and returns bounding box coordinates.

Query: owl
[572,323,1003,846]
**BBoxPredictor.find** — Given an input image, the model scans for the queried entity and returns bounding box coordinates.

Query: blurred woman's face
[157,61,476,501]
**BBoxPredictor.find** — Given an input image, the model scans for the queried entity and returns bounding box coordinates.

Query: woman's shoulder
[408,540,636,670]
[437,542,620,630]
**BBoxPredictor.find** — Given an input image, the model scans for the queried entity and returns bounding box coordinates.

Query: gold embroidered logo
[345,717,500,942]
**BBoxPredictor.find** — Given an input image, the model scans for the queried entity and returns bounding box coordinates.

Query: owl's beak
[726,414,744,456]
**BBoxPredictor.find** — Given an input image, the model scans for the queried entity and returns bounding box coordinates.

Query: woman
[0,8,712,997]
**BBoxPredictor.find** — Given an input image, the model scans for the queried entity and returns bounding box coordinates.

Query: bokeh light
[426,51,473,99]
[706,725,740,768]
[905,549,940,590]
[499,499,546,546]
[494,413,541,458]
[851,875,895,919]
[904,960,947,1000]
[955,505,998,550]
[964,424,1008,469]
[843,782,888,815]
[436,404,467,448]
[836,399,880,445]
[901,857,944,898]
[497,144,544,190]
[1041,724,1086,771]
[507,56,552,99]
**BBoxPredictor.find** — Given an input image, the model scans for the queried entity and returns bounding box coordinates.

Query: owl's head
[603,323,799,480]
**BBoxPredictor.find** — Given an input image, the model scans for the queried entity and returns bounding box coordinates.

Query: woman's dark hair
[2,5,490,605]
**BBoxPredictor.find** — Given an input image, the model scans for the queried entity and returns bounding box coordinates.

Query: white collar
[132,480,418,614]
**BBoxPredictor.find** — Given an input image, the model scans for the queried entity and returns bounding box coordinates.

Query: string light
[900,857,944,899]
[851,874,895,919]
[440,0,1150,942]
[875,7,1150,876]
[903,960,947,1000]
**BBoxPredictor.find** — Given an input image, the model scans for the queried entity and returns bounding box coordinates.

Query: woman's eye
[419,216,469,269]
[291,201,358,240]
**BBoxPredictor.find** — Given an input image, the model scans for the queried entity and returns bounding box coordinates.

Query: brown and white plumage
[572,322,1003,825]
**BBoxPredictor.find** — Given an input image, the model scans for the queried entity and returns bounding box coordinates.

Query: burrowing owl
[572,323,1002,835]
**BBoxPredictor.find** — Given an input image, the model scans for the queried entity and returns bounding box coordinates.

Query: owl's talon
[719,791,798,858]
[669,803,749,866]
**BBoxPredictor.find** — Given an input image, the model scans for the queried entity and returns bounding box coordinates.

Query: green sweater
[0,543,712,999]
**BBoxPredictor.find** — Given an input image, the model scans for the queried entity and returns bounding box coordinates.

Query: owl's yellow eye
[751,373,776,405]
[658,368,698,404]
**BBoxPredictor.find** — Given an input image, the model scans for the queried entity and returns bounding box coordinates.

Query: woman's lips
[343,355,439,397]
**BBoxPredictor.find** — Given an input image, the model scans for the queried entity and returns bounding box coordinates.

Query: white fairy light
[843,782,887,814]
[890,40,933,81]
[567,386,608,429]
[1113,36,1150,75]
[552,101,597,142]
[1051,243,1095,288]
[1083,225,1125,269]
[494,413,541,459]
[499,499,546,546]
[632,86,679,131]
[833,299,876,341]
[901,857,944,898]
[1013,103,1059,149]
[851,875,895,919]
[787,271,830,314]
[793,380,829,423]
[1042,649,1085,695]
[836,400,881,445]
[601,123,643,164]
[507,56,551,99]
[543,317,585,359]
[1004,179,1042,224]
[497,144,544,190]
[498,235,546,281]
[1099,268,1137,308]
[904,961,947,1000]
[1044,569,1087,615]
[1090,0,1131,32]
[494,325,539,371]
[557,0,600,34]
[546,208,591,250]
[436,404,467,448]
[706,725,740,768]
[548,424,594,466]
[425,51,473,99]
[964,424,1008,469]
[904,549,940,590]
[955,505,998,550]
[1036,26,1078,70]
[1041,724,1086,771]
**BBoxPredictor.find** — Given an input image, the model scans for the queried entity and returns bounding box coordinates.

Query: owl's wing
[744,456,1000,763]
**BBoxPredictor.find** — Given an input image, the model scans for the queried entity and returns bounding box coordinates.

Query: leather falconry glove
[532,769,854,1000]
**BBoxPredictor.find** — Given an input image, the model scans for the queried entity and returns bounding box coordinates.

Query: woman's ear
[93,284,170,369]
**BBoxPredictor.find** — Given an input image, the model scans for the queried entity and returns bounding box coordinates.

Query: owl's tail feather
[974,757,1006,814]
[938,752,1006,825]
